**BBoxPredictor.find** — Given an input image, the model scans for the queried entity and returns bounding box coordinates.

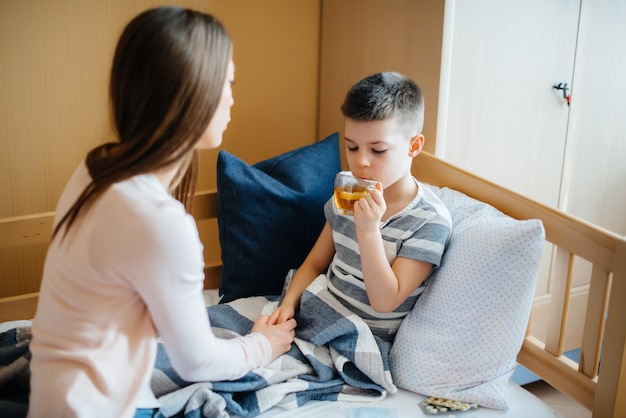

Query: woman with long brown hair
[28,7,295,417]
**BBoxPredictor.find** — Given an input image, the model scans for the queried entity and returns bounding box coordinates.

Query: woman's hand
[252,314,296,361]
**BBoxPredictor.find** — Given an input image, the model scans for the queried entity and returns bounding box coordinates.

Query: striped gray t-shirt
[323,180,452,342]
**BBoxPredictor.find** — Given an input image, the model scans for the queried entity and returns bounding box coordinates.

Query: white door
[437,0,626,235]
[436,0,581,207]
[559,0,626,235]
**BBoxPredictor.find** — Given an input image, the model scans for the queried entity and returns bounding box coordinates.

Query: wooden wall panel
[318,0,444,161]
[0,0,321,217]
[194,0,321,190]
[0,0,321,297]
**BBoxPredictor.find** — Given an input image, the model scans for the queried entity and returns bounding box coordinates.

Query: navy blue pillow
[217,133,340,303]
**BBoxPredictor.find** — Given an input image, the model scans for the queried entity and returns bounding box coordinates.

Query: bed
[0,142,624,418]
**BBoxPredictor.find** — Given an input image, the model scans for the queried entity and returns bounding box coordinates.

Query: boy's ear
[409,134,424,156]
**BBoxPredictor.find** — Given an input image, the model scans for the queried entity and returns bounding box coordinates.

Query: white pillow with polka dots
[389,186,544,410]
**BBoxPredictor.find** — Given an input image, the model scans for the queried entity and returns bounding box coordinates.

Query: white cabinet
[436,0,626,349]
[558,0,626,236]
[437,0,625,236]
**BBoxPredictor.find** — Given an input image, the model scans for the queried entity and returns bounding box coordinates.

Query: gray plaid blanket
[0,276,396,417]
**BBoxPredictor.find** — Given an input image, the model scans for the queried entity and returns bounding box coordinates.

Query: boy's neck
[382,173,418,220]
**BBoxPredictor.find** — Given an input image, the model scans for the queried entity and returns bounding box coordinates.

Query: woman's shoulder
[95,174,197,242]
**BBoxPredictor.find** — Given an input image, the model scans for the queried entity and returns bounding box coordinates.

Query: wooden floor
[523,381,592,418]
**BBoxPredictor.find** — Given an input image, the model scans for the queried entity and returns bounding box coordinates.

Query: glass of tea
[334,171,378,215]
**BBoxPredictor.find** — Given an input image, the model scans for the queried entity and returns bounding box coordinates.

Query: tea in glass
[334,171,378,215]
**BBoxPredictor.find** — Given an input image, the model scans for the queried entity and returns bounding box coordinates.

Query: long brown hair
[54,7,232,239]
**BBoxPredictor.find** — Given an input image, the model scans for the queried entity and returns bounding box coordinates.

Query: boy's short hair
[341,72,424,137]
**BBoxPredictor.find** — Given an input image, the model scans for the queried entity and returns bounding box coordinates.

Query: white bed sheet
[202,290,563,418]
[246,383,561,417]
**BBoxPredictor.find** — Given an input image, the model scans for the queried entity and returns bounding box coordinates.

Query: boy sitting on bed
[269,72,452,343]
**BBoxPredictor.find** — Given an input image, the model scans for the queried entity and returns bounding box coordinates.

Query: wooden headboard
[0,152,624,417]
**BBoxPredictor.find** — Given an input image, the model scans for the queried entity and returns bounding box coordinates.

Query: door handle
[553,82,571,106]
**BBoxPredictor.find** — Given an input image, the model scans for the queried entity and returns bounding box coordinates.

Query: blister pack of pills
[419,396,479,415]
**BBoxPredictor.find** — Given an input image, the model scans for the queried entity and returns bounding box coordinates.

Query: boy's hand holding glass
[334,171,379,215]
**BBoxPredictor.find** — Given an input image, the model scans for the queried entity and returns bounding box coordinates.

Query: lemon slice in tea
[339,189,369,201]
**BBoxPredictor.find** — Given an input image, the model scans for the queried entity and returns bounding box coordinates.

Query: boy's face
[343,117,423,190]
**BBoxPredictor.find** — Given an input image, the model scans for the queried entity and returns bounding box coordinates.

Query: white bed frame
[1,152,624,417]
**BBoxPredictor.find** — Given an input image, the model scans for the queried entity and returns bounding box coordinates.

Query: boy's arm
[269,222,335,324]
[353,187,435,313]
[357,226,433,313]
